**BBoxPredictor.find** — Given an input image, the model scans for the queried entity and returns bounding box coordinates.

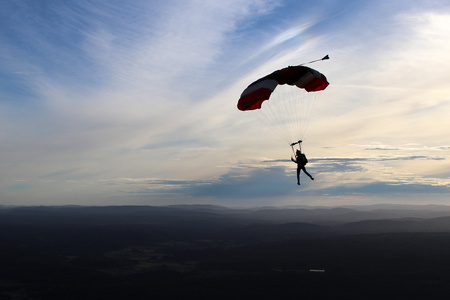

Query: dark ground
[1,205,450,299]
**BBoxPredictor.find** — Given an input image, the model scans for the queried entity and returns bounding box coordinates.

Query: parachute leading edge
[237,65,329,111]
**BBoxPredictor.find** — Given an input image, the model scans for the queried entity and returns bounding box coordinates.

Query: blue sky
[1,0,450,207]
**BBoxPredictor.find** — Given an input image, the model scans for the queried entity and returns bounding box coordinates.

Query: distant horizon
[3,202,450,210]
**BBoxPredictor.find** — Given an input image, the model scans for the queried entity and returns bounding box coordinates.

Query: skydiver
[291,147,314,185]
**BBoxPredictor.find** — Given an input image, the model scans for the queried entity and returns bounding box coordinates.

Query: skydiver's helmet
[296,150,301,156]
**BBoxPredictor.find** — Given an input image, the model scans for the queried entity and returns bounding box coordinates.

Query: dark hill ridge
[335,216,450,234]
[2,204,450,235]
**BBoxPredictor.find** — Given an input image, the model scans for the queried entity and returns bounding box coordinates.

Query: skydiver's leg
[302,167,314,180]
[296,167,300,185]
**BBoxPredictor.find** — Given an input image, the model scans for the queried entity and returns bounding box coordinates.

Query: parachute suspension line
[298,91,322,141]
[258,85,322,146]
[283,85,317,144]
[289,86,306,142]
[297,88,308,140]
[272,85,297,144]
[249,104,292,146]
[251,86,296,145]
[253,87,324,147]
[304,92,322,140]
[268,85,302,145]
[262,91,291,144]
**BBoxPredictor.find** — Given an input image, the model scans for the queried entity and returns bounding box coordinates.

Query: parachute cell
[237,66,329,111]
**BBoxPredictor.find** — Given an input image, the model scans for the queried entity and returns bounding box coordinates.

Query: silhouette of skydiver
[291,142,314,185]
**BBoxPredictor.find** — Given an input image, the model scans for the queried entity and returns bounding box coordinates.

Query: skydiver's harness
[291,140,308,165]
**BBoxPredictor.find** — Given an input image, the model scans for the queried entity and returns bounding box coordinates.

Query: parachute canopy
[237,65,329,111]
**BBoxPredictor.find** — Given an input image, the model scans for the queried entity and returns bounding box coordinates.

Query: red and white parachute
[237,58,329,145]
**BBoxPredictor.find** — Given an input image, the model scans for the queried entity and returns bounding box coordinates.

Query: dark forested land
[1,205,450,299]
